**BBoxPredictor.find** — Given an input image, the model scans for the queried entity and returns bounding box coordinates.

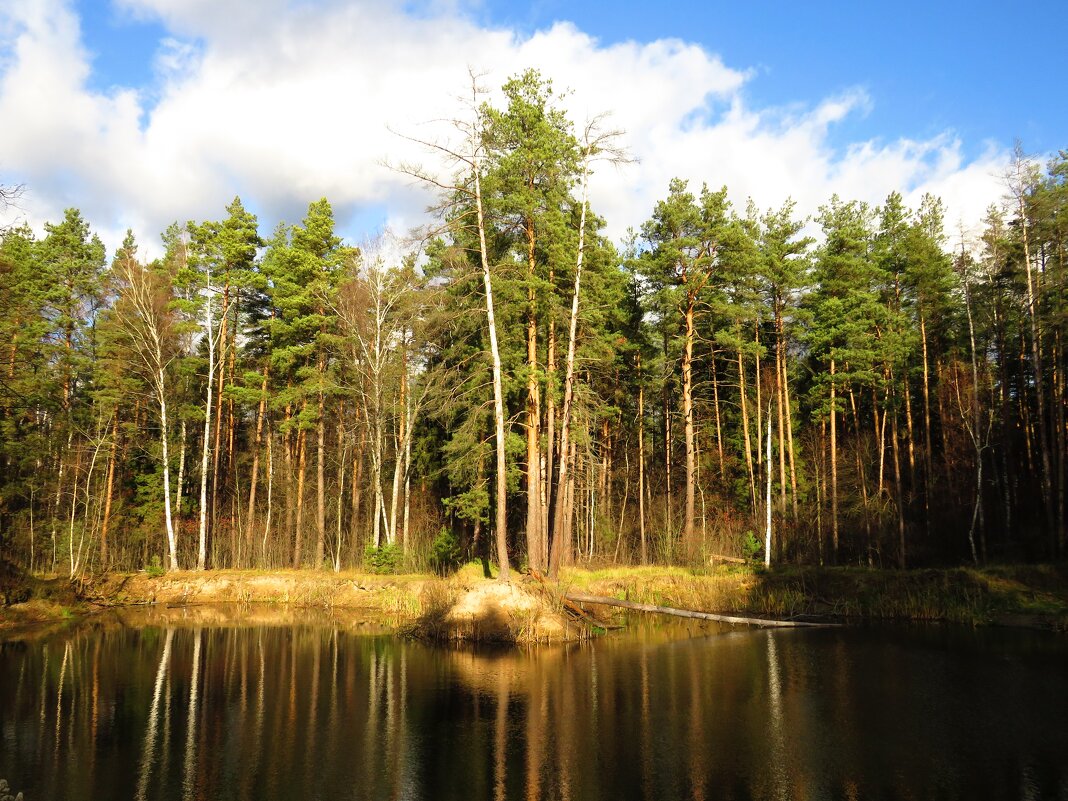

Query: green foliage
[430,526,463,575]
[3,75,1068,576]
[741,531,762,561]
[145,555,165,578]
[363,543,402,574]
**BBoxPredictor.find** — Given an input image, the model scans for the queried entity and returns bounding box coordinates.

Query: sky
[0,0,1064,259]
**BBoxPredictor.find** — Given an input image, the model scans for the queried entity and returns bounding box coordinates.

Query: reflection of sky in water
[1,613,1066,800]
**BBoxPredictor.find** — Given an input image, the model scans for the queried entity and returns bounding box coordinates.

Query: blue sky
[477,0,1065,157]
[1,0,1060,256]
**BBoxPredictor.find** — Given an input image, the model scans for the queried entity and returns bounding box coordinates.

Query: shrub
[741,531,761,561]
[145,555,165,578]
[363,543,402,574]
[430,527,463,575]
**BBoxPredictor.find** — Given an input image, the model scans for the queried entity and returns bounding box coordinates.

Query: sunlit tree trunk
[210,280,229,563]
[891,398,906,568]
[100,416,118,569]
[471,124,511,580]
[764,407,772,568]
[316,386,326,568]
[197,265,214,571]
[738,347,756,508]
[682,292,697,556]
[292,424,307,567]
[349,426,365,563]
[525,217,543,574]
[245,372,269,561]
[159,375,178,572]
[637,356,647,565]
[711,351,725,480]
[176,419,187,528]
[830,359,839,562]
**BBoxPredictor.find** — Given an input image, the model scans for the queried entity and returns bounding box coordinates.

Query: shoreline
[2,563,1066,641]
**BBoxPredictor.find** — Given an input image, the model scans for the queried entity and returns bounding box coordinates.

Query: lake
[2,608,1066,800]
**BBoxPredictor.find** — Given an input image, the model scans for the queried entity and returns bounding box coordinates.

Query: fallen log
[564,592,838,628]
[707,554,748,564]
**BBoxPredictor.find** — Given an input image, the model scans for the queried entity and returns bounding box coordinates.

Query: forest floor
[1,561,1066,641]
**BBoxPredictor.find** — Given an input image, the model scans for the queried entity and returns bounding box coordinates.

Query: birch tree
[108,234,182,570]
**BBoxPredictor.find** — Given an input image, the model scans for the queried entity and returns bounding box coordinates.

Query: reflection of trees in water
[2,623,1066,800]
[136,628,173,801]
[181,628,200,801]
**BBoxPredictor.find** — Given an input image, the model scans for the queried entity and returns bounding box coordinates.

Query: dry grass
[5,563,1066,640]
[563,563,1068,629]
[406,571,581,643]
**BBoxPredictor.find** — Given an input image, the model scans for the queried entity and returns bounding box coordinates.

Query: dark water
[2,610,1066,801]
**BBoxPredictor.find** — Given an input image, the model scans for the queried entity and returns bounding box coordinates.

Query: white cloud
[0,0,1007,259]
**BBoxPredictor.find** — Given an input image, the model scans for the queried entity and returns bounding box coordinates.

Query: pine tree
[482,69,579,572]
[642,179,729,558]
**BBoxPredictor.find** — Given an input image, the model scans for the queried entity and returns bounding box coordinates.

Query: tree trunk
[963,270,986,564]
[1017,198,1055,548]
[637,364,647,565]
[350,426,365,563]
[226,293,239,555]
[210,281,228,560]
[850,386,872,562]
[550,158,590,578]
[817,421,825,564]
[830,359,839,563]
[471,131,510,580]
[525,243,543,575]
[891,399,906,568]
[663,328,673,537]
[544,290,557,564]
[781,341,799,523]
[159,375,178,571]
[176,419,187,525]
[389,417,403,548]
[711,351,724,480]
[334,411,345,571]
[920,314,933,532]
[738,347,756,508]
[292,425,307,568]
[402,394,413,550]
[245,373,269,560]
[682,293,696,556]
[283,403,294,551]
[197,275,214,572]
[754,326,763,476]
[316,389,326,568]
[764,407,772,568]
[776,343,787,515]
[903,366,916,480]
[100,416,119,569]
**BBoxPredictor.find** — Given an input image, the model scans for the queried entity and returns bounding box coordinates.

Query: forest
[1,70,1066,579]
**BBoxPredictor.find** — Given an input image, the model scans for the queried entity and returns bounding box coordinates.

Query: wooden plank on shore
[563,592,838,628]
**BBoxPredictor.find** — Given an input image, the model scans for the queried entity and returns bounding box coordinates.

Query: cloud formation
[0,0,1007,257]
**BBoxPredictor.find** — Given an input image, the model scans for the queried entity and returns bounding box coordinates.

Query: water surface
[1,607,1065,800]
